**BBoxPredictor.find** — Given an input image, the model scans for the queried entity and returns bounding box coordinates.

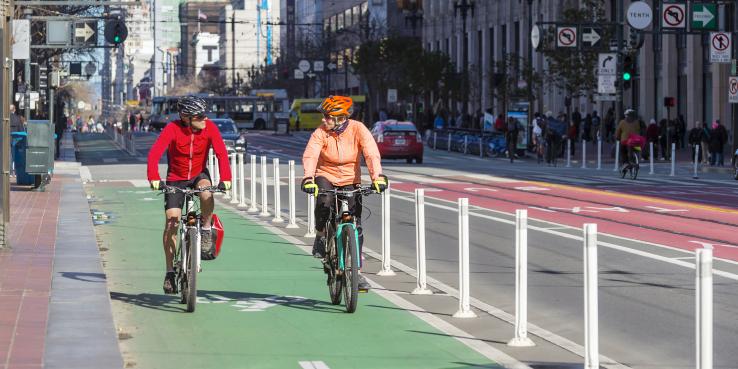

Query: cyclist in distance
[147,95,232,294]
[615,109,643,172]
[301,95,388,291]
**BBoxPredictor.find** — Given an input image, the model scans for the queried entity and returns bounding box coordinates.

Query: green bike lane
[89,184,499,369]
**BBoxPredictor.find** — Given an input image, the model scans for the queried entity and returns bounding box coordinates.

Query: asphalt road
[78,130,738,369]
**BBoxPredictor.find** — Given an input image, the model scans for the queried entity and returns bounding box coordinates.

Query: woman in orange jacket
[301,96,388,291]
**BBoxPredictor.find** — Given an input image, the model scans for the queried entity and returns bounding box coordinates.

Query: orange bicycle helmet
[317,95,353,117]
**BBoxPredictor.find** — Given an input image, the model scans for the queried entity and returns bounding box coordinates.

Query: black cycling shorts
[164,170,212,210]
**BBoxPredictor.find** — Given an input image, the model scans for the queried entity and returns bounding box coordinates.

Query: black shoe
[201,229,214,259]
[358,274,370,292]
[312,236,326,259]
[163,272,177,294]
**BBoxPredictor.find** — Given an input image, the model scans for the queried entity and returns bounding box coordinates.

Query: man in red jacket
[147,95,232,294]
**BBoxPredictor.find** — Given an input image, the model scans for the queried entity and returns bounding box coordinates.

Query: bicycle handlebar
[159,184,225,195]
[317,185,378,197]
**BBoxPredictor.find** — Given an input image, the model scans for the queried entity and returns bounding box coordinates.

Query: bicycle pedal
[358,288,369,293]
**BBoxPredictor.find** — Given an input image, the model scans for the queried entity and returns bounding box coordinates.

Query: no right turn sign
[729,77,738,104]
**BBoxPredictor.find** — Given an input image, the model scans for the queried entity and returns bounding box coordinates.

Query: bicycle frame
[177,194,201,274]
[333,198,361,270]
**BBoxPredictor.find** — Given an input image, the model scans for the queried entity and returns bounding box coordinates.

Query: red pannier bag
[624,133,646,149]
[202,214,224,260]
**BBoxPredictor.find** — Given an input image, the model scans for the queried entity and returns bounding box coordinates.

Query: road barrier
[237,153,247,209]
[247,155,258,212]
[378,188,396,276]
[272,158,284,223]
[229,154,238,204]
[670,143,676,176]
[566,139,571,167]
[613,145,620,172]
[412,189,432,295]
[597,139,602,170]
[508,209,535,347]
[304,194,316,238]
[581,140,587,169]
[696,247,713,369]
[260,156,269,217]
[453,198,476,318]
[649,142,655,175]
[287,160,298,229]
[693,145,700,180]
[583,223,599,369]
[208,149,214,176]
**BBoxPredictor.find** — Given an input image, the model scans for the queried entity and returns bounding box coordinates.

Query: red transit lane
[392,176,738,261]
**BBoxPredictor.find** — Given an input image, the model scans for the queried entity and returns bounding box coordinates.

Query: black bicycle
[621,146,641,180]
[316,185,377,313]
[160,185,223,312]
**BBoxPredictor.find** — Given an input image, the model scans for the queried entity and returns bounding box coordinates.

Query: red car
[371,120,424,164]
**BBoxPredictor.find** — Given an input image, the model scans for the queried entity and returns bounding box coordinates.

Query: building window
[361,2,369,21]
[353,5,361,25]
[337,12,344,30]
[345,8,352,27]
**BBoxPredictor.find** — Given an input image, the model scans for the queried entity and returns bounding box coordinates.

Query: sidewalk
[0,133,123,369]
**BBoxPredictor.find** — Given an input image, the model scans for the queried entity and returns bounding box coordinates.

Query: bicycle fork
[335,223,361,270]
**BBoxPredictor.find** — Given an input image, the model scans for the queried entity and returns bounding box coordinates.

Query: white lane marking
[514,186,550,191]
[437,173,520,183]
[389,188,738,280]
[394,174,457,184]
[79,166,93,182]
[219,202,534,369]
[644,205,688,213]
[299,361,330,369]
[689,240,738,249]
[465,187,498,192]
[528,206,556,213]
[128,179,149,188]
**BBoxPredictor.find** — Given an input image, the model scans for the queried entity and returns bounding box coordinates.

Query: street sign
[313,61,324,72]
[582,27,601,48]
[597,75,616,94]
[662,4,686,29]
[691,3,716,30]
[531,25,540,50]
[595,94,617,102]
[387,89,398,103]
[627,1,653,30]
[46,21,70,45]
[597,53,617,75]
[298,60,310,73]
[556,27,577,48]
[294,69,304,79]
[710,32,731,63]
[729,77,738,103]
[11,20,30,60]
[74,21,97,45]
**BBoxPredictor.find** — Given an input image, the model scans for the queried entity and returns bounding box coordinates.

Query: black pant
[314,176,363,239]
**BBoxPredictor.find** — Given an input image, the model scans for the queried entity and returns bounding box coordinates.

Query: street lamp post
[454,0,474,125]
[527,0,534,120]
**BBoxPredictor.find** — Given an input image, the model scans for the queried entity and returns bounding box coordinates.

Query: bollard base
[376,269,396,276]
[452,309,477,319]
[259,211,270,217]
[237,202,248,209]
[271,217,284,223]
[411,287,433,295]
[507,336,536,347]
[286,222,299,229]
[230,199,239,205]
[303,231,316,238]
[247,206,259,213]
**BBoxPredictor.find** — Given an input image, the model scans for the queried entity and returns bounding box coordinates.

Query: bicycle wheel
[177,230,187,304]
[630,155,640,180]
[342,225,359,313]
[326,223,343,305]
[185,227,199,312]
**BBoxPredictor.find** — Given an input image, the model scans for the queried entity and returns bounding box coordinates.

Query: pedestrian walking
[688,122,703,163]
[583,113,592,142]
[699,121,710,165]
[567,120,577,156]
[604,108,615,143]
[709,120,727,166]
[646,118,659,160]
[658,119,669,160]
[677,114,686,149]
[506,117,519,162]
[591,110,601,141]
[572,107,582,141]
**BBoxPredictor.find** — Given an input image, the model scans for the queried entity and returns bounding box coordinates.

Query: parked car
[371,120,424,164]
[212,118,247,153]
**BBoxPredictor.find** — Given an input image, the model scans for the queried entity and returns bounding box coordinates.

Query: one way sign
[74,21,97,45]
[582,27,602,48]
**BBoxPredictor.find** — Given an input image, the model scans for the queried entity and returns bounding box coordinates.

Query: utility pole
[455,0,474,123]
[616,0,624,121]
[527,0,534,130]
[0,0,12,248]
[231,10,236,93]
[24,8,31,123]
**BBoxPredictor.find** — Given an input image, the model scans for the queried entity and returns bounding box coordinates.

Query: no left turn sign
[662,4,686,28]
[557,27,577,48]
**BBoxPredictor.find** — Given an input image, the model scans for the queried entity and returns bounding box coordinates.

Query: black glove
[301,177,318,195]
[373,174,389,193]
[217,181,231,191]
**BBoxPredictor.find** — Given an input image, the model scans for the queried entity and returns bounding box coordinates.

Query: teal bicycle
[318,185,376,313]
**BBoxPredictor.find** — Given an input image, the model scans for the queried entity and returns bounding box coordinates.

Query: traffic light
[628,28,644,50]
[622,55,635,90]
[104,19,128,45]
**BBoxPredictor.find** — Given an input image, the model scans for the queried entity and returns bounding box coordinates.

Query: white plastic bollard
[304,194,316,238]
[259,156,269,217]
[238,153,247,208]
[565,139,571,167]
[479,136,484,158]
[613,144,620,171]
[696,247,713,369]
[649,142,655,175]
[213,157,221,188]
[412,189,432,295]
[581,140,587,169]
[272,158,284,223]
[464,135,468,154]
[453,198,476,318]
[247,155,258,212]
[378,188,396,276]
[508,209,535,347]
[693,145,700,179]
[433,132,437,150]
[670,143,676,176]
[447,132,452,152]
[596,139,602,170]
[229,154,238,204]
[287,160,298,228]
[584,223,599,369]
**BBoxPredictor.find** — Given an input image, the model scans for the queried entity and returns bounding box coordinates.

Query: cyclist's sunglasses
[180,113,206,120]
